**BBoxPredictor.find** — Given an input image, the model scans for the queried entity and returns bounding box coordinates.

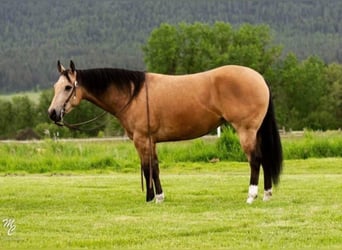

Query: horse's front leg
[141,162,155,202]
[141,151,164,203]
[134,137,164,203]
[152,154,164,203]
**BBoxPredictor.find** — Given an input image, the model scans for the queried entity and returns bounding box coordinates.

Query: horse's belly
[156,110,222,142]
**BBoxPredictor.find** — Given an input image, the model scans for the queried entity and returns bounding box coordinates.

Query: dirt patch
[15,128,41,140]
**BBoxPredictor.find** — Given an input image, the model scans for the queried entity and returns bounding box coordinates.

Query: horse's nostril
[49,109,58,121]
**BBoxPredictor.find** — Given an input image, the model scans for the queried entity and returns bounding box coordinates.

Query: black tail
[258,95,283,185]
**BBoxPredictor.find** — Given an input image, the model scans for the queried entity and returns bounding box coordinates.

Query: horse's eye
[65,85,72,91]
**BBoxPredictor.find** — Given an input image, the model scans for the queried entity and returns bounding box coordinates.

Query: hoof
[246,194,257,204]
[146,193,155,203]
[246,185,258,204]
[155,192,165,204]
[263,189,272,202]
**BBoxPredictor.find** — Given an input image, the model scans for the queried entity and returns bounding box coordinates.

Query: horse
[48,60,283,204]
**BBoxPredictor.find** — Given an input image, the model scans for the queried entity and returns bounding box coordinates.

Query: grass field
[0,130,341,174]
[0,158,341,249]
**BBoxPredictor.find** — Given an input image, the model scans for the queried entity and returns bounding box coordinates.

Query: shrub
[283,130,342,159]
[216,126,246,161]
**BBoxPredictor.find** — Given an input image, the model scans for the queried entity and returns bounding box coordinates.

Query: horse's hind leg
[262,158,273,202]
[247,152,261,204]
[235,127,261,204]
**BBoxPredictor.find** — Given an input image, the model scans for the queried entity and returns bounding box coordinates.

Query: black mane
[76,68,146,98]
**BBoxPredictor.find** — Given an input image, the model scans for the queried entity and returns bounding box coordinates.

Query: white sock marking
[246,185,258,204]
[263,189,272,202]
[155,192,165,204]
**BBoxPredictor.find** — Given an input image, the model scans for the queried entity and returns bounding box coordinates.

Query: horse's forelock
[61,70,72,83]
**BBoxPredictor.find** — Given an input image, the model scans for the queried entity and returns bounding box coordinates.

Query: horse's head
[48,60,83,123]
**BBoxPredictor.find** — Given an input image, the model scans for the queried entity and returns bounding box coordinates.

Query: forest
[0,0,341,138]
[1,0,342,92]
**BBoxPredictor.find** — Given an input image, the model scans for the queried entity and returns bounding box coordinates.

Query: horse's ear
[57,60,65,73]
[70,60,76,73]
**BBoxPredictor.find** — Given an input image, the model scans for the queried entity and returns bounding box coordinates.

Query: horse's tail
[258,94,283,185]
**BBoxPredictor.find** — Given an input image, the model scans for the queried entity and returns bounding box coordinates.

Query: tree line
[0,22,340,139]
[1,0,342,93]
[0,91,124,140]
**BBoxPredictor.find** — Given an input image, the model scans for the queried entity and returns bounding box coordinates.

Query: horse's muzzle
[48,108,63,122]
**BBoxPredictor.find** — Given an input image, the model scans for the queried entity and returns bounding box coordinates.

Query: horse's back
[149,65,268,96]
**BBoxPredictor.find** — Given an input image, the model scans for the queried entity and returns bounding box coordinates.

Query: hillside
[1,0,342,92]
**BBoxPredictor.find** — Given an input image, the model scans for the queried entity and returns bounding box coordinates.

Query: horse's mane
[76,68,146,98]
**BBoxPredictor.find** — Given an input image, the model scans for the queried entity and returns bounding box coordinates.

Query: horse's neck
[83,86,130,117]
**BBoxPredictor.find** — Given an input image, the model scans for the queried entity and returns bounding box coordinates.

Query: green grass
[0,158,341,249]
[0,130,341,174]
[0,140,140,174]
[0,134,341,249]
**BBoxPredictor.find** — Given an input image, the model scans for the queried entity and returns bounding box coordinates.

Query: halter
[54,79,78,127]
[64,80,78,109]
[55,78,107,130]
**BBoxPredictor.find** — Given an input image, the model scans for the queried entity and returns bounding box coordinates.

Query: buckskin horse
[48,61,283,204]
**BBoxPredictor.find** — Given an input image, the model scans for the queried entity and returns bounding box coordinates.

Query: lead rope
[143,81,153,191]
[57,111,107,131]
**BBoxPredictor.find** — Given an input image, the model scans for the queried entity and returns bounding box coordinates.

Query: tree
[321,63,342,128]
[143,22,282,75]
[36,89,54,125]
[268,54,329,130]
[11,96,37,132]
[226,24,282,74]
[0,99,14,138]
[143,23,180,74]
